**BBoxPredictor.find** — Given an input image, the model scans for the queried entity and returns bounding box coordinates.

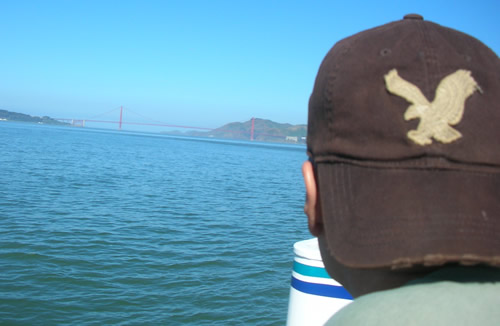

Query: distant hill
[186,118,307,144]
[1,109,306,143]
[0,109,66,125]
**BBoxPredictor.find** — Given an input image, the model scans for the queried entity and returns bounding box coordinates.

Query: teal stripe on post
[293,261,331,279]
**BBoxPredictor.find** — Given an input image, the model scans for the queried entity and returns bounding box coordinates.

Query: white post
[286,238,352,325]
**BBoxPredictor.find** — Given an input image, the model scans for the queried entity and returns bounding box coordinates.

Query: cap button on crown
[404,14,423,20]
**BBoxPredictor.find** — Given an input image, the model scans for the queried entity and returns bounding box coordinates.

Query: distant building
[286,136,298,143]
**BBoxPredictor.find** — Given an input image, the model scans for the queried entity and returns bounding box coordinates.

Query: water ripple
[0,123,309,325]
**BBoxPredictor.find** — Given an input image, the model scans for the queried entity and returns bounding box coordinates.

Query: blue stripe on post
[291,276,353,300]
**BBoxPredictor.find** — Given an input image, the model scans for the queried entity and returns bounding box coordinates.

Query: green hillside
[0,109,66,125]
[189,118,306,143]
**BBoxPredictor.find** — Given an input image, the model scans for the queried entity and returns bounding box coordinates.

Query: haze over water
[0,122,310,325]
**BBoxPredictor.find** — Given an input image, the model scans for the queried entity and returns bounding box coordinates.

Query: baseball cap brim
[317,162,500,269]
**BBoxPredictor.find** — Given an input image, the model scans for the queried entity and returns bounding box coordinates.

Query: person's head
[303,14,500,297]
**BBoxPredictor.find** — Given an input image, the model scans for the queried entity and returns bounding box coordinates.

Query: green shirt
[325,266,500,326]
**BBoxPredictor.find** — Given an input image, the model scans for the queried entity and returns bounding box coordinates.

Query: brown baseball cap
[307,14,500,270]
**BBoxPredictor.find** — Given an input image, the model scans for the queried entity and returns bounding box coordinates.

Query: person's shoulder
[325,267,500,326]
[324,283,427,326]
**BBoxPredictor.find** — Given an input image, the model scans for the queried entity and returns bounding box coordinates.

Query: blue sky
[0,0,498,130]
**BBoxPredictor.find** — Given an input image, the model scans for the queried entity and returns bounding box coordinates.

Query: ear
[302,160,323,236]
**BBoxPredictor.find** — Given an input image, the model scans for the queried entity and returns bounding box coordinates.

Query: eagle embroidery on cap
[384,69,480,146]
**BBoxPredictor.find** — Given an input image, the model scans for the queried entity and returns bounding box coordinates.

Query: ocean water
[0,122,310,325]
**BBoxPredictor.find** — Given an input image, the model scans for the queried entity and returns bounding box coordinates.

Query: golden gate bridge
[55,106,262,140]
